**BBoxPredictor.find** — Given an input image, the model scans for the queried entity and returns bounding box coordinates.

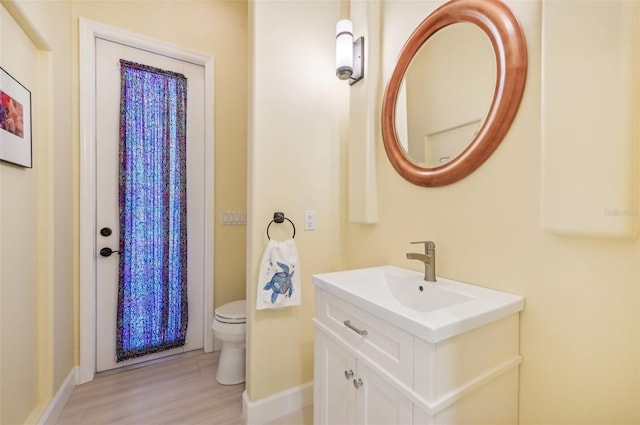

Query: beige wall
[246,0,348,400]
[0,2,62,422]
[348,1,640,424]
[0,6,39,419]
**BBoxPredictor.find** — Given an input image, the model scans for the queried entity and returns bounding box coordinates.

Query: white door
[95,38,205,372]
[315,332,357,425]
[315,331,413,425]
[356,361,413,425]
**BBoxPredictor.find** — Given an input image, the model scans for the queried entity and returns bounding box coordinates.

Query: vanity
[312,265,524,424]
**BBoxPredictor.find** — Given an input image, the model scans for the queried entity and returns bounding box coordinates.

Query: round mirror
[381,0,527,187]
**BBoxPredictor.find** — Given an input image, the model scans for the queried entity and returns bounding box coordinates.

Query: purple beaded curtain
[116,60,188,362]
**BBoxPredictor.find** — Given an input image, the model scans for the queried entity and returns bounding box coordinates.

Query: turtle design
[264,262,295,303]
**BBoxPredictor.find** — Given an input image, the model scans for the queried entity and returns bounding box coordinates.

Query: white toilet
[212,299,246,385]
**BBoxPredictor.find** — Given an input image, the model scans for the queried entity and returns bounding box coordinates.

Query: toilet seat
[214,300,246,324]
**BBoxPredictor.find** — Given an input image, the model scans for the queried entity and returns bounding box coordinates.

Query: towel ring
[267,212,296,240]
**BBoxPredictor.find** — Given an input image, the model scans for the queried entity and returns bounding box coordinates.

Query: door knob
[99,247,120,257]
[100,227,113,237]
[353,378,363,389]
[344,369,354,380]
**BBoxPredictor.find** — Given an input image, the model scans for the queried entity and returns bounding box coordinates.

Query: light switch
[304,210,316,231]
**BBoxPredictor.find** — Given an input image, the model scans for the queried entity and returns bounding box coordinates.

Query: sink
[312,265,524,342]
[383,268,473,312]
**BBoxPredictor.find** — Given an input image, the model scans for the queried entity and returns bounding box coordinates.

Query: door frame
[79,18,215,384]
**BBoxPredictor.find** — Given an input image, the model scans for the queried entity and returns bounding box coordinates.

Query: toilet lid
[215,299,246,323]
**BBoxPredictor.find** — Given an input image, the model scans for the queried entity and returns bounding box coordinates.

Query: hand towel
[256,238,301,310]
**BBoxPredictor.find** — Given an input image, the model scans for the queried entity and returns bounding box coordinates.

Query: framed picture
[0,67,32,168]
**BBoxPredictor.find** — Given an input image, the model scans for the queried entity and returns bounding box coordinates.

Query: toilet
[212,299,246,385]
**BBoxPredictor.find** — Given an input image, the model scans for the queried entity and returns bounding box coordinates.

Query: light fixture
[335,19,364,85]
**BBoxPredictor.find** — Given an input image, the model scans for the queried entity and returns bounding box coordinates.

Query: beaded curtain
[116,60,188,362]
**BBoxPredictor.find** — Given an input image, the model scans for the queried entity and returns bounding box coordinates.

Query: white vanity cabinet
[313,287,522,425]
[315,331,413,424]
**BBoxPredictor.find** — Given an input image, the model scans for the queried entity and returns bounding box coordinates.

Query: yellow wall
[0,7,39,420]
[246,0,348,400]
[0,2,61,422]
[348,1,640,424]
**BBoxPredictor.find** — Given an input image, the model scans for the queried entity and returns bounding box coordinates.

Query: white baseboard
[242,382,313,425]
[38,366,78,425]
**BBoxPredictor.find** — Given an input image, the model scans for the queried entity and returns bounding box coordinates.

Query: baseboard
[37,366,78,425]
[242,381,313,425]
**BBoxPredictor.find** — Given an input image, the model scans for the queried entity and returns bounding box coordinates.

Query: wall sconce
[336,19,364,85]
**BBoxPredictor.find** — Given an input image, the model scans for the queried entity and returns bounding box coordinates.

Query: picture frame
[0,66,32,168]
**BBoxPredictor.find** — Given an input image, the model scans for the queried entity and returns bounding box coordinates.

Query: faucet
[406,241,436,282]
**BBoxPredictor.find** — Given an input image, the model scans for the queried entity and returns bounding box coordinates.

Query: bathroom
[0,0,638,424]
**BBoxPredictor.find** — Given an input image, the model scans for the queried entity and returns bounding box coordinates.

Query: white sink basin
[312,265,524,342]
[384,268,473,312]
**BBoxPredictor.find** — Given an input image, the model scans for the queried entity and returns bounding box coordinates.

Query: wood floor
[57,351,312,425]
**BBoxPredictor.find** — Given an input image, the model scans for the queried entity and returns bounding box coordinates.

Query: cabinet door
[315,332,357,425]
[356,362,413,425]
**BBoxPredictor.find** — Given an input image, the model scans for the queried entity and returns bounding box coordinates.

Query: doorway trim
[79,18,215,384]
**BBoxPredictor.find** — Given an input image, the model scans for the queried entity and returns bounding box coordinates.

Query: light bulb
[336,19,353,80]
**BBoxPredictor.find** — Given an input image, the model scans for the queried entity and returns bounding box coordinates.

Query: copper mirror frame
[381,0,527,187]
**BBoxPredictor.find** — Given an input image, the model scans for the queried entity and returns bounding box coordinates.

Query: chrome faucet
[406,241,436,282]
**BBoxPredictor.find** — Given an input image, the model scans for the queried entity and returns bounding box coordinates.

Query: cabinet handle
[353,378,364,389]
[344,369,354,380]
[343,320,368,336]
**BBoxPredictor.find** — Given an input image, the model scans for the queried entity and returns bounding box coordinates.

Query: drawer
[315,289,413,386]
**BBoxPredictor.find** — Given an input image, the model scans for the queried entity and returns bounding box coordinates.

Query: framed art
[0,66,32,168]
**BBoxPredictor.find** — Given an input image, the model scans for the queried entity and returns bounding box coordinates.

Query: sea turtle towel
[256,238,301,310]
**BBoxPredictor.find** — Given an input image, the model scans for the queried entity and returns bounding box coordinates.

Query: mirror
[381,0,527,187]
[397,23,496,168]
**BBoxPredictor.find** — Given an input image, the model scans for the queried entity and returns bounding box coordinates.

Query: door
[95,38,205,372]
[315,331,357,425]
[315,330,414,425]
[356,361,413,425]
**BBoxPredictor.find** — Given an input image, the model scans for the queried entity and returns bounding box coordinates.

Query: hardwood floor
[57,350,310,425]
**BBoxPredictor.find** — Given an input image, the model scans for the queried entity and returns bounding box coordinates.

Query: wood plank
[56,351,311,425]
